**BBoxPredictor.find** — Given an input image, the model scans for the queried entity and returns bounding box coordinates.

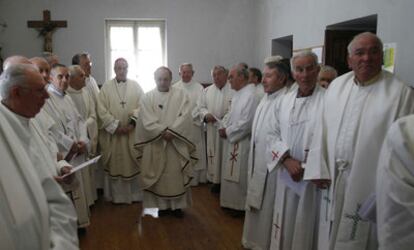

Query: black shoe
[210,184,221,194]
[77,227,87,236]
[227,209,245,218]
[172,209,184,218]
[158,209,170,217]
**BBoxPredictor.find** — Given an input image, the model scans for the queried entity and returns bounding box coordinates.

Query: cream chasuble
[377,115,414,250]
[174,79,207,186]
[242,87,286,250]
[135,87,197,209]
[304,70,414,250]
[98,78,144,204]
[220,84,258,210]
[0,104,78,249]
[194,82,234,184]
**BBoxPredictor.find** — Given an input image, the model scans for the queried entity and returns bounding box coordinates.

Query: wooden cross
[344,203,363,240]
[229,143,239,176]
[120,101,127,108]
[27,10,67,52]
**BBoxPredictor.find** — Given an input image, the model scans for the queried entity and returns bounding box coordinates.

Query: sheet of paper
[61,155,101,178]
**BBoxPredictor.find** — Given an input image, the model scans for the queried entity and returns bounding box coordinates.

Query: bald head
[3,55,31,71]
[30,57,51,83]
[347,32,383,82]
[0,64,49,118]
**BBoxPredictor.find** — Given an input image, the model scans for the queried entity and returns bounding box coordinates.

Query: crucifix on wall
[27,10,67,53]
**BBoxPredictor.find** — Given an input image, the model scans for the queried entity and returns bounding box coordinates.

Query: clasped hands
[204,113,217,123]
[115,124,135,135]
[282,155,331,188]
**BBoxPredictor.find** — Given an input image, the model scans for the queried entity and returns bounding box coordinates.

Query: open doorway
[271,35,293,59]
[324,15,377,76]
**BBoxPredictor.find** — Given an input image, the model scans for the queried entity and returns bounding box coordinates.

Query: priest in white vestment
[67,65,99,205]
[266,52,324,250]
[43,64,91,227]
[194,65,233,192]
[72,53,103,189]
[30,57,75,182]
[242,61,290,250]
[219,65,258,211]
[0,64,78,249]
[248,67,265,102]
[98,58,144,204]
[304,32,414,250]
[318,65,338,89]
[72,53,100,103]
[174,63,207,186]
[377,115,414,250]
[135,66,196,217]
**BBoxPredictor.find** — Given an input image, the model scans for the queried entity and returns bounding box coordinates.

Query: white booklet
[61,155,101,178]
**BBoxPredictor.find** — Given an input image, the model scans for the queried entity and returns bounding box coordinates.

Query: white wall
[0,0,258,85]
[255,0,414,86]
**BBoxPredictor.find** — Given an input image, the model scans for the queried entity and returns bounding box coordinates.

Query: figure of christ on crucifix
[27,10,67,53]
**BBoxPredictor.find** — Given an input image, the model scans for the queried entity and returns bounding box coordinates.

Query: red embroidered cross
[208,149,214,165]
[272,151,280,161]
[230,143,239,176]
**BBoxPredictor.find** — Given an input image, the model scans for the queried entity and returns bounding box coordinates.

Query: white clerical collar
[66,86,82,94]
[48,84,65,97]
[115,78,127,84]
[267,87,285,99]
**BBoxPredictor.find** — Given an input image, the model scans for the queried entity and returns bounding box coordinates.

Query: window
[105,20,166,92]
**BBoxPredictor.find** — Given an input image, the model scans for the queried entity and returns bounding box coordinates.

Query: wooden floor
[80,184,245,250]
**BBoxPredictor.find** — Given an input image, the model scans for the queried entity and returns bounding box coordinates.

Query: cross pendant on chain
[120,101,126,108]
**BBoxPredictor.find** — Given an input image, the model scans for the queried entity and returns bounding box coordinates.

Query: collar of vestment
[47,84,66,97]
[237,83,255,93]
[1,103,30,127]
[296,85,316,98]
[115,78,127,84]
[66,86,83,94]
[353,71,382,87]
[267,86,285,100]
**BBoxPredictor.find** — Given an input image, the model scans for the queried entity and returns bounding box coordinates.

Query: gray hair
[211,65,228,75]
[347,32,383,55]
[319,65,338,78]
[0,64,38,98]
[290,51,319,72]
[234,64,249,80]
[3,55,31,71]
[265,60,290,82]
[264,55,283,64]
[68,65,83,77]
[179,63,193,73]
